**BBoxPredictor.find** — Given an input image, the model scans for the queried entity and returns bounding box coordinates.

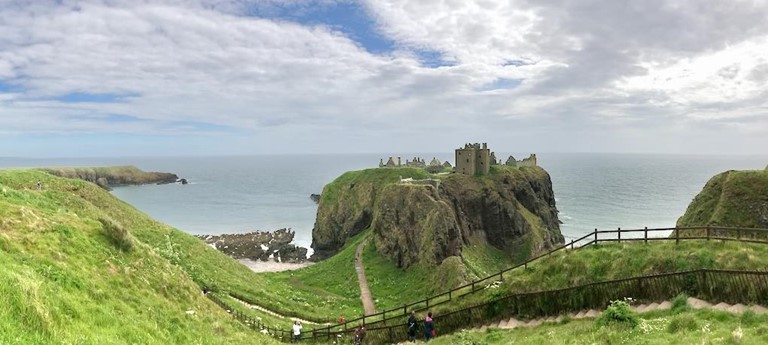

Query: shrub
[99,216,133,252]
[667,314,698,333]
[671,293,690,313]
[596,300,639,328]
[425,165,444,174]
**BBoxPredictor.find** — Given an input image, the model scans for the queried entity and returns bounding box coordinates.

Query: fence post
[738,228,742,240]
[570,240,574,250]
[471,280,475,291]
[426,297,430,308]
[644,227,648,243]
[618,227,621,243]
[675,226,679,244]
[449,289,452,301]
[706,225,710,241]
[594,229,598,243]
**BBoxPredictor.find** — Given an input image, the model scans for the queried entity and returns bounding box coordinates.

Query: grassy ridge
[677,169,768,228]
[39,166,179,188]
[0,170,278,344]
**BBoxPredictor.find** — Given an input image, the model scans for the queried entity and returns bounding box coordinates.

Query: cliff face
[310,167,431,260]
[677,169,768,228]
[310,166,563,267]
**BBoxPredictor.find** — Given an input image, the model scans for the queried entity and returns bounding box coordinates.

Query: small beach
[238,258,314,273]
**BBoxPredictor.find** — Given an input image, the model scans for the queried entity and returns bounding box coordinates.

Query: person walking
[292,320,302,342]
[407,311,417,342]
[353,324,365,345]
[423,312,434,342]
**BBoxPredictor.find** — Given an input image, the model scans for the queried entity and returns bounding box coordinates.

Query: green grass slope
[0,170,278,344]
[1,169,377,326]
[677,169,768,228]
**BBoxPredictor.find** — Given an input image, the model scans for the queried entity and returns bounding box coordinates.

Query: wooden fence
[217,226,768,343]
[305,269,768,344]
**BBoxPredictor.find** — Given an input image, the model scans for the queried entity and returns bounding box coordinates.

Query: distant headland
[39,165,186,190]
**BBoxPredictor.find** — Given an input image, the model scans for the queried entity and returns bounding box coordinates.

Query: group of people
[407,311,435,342]
[290,311,435,343]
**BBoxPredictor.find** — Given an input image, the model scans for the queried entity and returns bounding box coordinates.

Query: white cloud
[0,0,767,154]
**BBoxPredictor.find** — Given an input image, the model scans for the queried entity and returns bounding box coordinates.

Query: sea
[1,153,766,252]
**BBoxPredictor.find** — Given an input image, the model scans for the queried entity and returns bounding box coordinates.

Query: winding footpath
[355,237,377,315]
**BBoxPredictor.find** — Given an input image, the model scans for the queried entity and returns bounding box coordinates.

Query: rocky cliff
[677,169,768,228]
[197,228,308,263]
[310,166,563,267]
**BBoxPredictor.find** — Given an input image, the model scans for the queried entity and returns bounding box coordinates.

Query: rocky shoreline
[197,228,309,263]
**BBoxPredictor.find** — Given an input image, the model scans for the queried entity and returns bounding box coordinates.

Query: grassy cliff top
[0,169,284,344]
[677,169,768,228]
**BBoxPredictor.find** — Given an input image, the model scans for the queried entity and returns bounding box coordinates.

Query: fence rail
[217,225,768,343]
[306,269,768,344]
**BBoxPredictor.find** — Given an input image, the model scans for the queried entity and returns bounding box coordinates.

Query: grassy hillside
[677,169,768,228]
[430,307,768,344]
[0,170,278,344]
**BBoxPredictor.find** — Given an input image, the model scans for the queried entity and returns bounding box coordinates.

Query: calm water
[1,153,766,250]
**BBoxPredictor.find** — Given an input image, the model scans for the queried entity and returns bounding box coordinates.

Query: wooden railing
[304,269,768,344]
[219,225,768,342]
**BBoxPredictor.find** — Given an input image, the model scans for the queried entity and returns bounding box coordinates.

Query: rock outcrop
[310,193,321,204]
[310,166,563,267]
[677,169,768,228]
[198,228,308,263]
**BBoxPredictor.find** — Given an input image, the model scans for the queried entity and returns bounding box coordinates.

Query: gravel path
[356,237,377,315]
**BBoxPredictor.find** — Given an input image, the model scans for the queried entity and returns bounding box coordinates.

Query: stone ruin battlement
[378,143,536,176]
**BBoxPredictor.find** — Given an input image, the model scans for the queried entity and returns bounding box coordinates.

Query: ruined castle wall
[456,149,477,175]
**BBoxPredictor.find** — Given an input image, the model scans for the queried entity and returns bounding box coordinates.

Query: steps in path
[395,298,768,344]
[470,297,768,333]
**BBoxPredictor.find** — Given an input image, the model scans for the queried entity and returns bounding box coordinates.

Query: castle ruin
[455,143,491,175]
[378,143,536,175]
[504,154,537,167]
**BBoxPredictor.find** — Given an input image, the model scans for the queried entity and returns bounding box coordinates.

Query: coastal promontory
[40,165,181,189]
[310,146,563,271]
[677,169,768,228]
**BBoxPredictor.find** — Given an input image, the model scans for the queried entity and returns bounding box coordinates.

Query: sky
[0,0,767,157]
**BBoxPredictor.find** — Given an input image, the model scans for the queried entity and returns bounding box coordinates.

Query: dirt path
[229,294,329,325]
[355,237,376,315]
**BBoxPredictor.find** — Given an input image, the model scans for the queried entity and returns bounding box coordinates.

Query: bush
[671,293,690,313]
[667,314,698,333]
[425,165,444,174]
[596,300,639,328]
[99,216,133,252]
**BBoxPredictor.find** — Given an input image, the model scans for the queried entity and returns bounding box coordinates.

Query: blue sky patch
[481,78,524,91]
[164,120,237,133]
[413,49,456,68]
[503,59,532,67]
[0,80,23,93]
[56,92,138,103]
[247,1,395,54]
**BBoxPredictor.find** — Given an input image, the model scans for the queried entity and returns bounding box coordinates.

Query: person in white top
[292,321,302,342]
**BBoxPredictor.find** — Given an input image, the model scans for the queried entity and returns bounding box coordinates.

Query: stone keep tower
[455,143,491,175]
